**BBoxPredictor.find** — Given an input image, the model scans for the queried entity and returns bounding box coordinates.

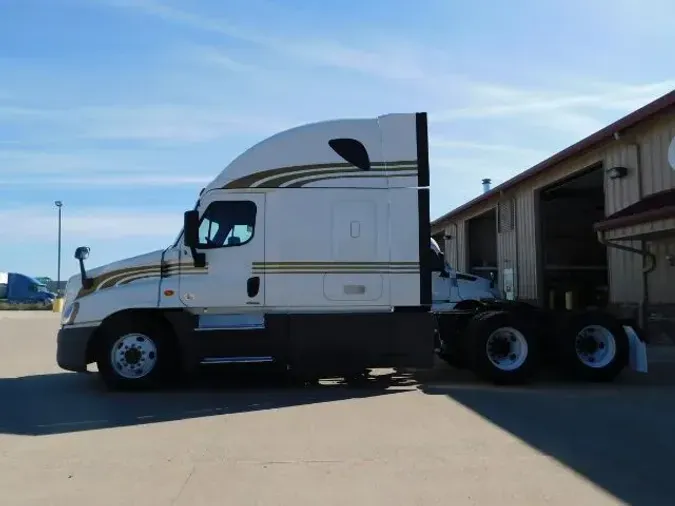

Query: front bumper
[56,325,97,372]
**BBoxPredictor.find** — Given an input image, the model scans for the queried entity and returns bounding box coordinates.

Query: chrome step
[200,356,274,365]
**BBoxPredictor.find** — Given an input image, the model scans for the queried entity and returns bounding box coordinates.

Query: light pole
[55,201,63,295]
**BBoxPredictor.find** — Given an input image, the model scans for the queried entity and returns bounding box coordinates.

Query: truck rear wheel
[465,311,540,385]
[96,317,179,391]
[555,311,629,382]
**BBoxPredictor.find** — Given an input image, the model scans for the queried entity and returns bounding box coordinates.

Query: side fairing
[380,113,432,309]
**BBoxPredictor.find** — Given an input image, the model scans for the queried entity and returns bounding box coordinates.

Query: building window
[198,200,257,248]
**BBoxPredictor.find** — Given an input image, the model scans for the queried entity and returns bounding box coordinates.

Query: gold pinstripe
[251,261,420,274]
[252,261,418,266]
[254,270,420,274]
[223,160,418,189]
[284,171,415,188]
[75,262,208,299]
[75,259,421,299]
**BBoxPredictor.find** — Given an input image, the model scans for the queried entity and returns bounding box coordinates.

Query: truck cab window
[197,200,257,248]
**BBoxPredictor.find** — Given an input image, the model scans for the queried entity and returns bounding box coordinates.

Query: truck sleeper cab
[56,112,436,390]
[0,272,56,305]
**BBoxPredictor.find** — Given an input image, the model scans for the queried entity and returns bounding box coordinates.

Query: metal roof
[432,88,675,227]
[594,188,675,232]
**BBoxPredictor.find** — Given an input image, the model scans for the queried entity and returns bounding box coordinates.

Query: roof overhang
[594,188,675,241]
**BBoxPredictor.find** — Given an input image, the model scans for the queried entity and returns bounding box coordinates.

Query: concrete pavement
[1,313,675,506]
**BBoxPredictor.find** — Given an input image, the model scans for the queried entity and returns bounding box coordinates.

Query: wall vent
[498,199,516,233]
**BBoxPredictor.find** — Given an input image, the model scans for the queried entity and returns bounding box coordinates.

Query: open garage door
[539,165,608,310]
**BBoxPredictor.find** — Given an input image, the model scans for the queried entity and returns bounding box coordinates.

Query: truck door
[178,192,265,311]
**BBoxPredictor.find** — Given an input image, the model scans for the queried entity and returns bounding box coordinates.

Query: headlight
[61,301,79,325]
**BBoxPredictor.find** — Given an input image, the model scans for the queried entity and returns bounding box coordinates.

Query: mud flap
[624,325,648,373]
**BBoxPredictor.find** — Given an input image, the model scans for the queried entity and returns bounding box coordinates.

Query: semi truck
[0,272,57,305]
[55,112,647,391]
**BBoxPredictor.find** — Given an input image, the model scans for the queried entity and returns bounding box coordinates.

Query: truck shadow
[418,360,675,506]
[0,368,415,437]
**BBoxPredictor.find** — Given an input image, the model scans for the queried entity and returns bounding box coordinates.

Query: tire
[96,316,179,391]
[464,310,540,385]
[554,311,629,382]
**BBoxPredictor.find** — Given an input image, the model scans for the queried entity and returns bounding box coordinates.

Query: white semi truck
[56,112,646,390]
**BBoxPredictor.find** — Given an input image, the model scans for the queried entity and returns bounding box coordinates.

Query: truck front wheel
[96,317,179,391]
[465,311,540,385]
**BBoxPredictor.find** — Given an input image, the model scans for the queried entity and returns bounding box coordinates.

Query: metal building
[431,89,675,343]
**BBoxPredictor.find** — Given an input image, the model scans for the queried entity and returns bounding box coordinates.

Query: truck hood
[64,249,165,302]
[86,249,165,280]
[456,271,502,299]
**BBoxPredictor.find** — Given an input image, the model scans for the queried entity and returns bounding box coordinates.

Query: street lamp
[55,201,63,295]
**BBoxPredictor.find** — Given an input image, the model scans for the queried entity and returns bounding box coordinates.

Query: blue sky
[1,0,674,279]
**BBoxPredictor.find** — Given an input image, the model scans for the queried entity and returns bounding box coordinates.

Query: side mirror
[74,246,90,261]
[183,210,200,248]
[183,210,206,268]
[74,246,94,289]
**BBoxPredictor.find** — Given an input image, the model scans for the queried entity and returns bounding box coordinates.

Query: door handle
[247,276,260,298]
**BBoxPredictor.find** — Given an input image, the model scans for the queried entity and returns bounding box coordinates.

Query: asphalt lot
[2,312,675,506]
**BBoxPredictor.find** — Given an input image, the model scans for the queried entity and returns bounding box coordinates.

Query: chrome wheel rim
[110,333,158,379]
[485,326,529,371]
[574,325,616,368]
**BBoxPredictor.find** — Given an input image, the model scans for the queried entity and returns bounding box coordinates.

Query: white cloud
[432,80,675,138]
[436,80,675,120]
[2,175,212,187]
[429,137,549,158]
[105,0,430,81]
[1,150,117,174]
[578,0,675,33]
[1,104,290,143]
[1,207,181,242]
[0,149,214,187]
[187,45,259,73]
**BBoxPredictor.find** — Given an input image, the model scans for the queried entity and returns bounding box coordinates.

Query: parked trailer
[433,298,648,384]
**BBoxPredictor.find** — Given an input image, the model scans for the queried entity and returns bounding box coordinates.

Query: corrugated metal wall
[434,108,675,307]
[602,113,675,303]
[649,239,675,303]
[641,116,675,195]
[496,198,518,297]
[641,115,675,305]
[515,191,538,300]
[443,221,466,271]
[603,142,644,303]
